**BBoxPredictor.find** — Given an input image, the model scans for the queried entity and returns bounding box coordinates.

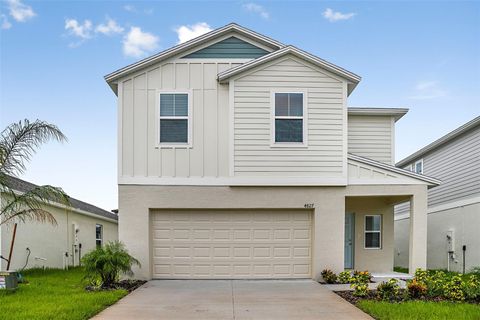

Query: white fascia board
[104,23,284,85]
[218,46,361,86]
[348,153,441,186]
[348,107,409,122]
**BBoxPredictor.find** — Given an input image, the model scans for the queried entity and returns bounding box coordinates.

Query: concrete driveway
[94,280,372,320]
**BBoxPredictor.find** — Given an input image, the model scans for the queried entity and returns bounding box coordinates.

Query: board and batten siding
[348,115,394,164]
[395,124,480,216]
[119,60,244,179]
[233,56,346,177]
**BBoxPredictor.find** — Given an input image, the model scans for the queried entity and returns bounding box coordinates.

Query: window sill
[155,144,192,149]
[270,143,308,149]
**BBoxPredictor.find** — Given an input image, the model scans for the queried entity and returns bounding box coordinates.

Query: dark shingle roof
[4,175,118,222]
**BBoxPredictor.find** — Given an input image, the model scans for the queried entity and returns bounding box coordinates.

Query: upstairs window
[96,224,103,247]
[364,215,381,249]
[414,159,423,174]
[159,93,190,145]
[273,93,305,144]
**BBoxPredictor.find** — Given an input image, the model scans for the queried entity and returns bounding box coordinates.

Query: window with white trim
[159,93,189,144]
[95,224,103,247]
[414,160,423,174]
[364,215,381,249]
[274,93,304,143]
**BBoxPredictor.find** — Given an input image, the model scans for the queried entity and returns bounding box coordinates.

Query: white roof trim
[104,23,284,88]
[397,116,480,167]
[217,45,361,94]
[348,153,441,186]
[348,107,409,122]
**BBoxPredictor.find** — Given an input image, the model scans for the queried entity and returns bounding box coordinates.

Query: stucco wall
[119,185,347,280]
[346,197,394,272]
[395,201,480,272]
[1,201,118,271]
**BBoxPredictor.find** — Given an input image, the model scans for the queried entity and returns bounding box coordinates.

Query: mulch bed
[86,280,147,293]
[335,289,480,305]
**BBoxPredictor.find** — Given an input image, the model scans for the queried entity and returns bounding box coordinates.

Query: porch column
[408,186,428,273]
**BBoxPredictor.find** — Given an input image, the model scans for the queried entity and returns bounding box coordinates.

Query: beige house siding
[233,56,346,177]
[119,60,244,179]
[348,115,394,164]
[1,200,117,270]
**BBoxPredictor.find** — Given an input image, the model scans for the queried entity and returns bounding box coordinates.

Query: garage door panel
[151,210,312,279]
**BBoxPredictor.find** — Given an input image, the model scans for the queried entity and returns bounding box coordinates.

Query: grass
[394,266,409,274]
[358,300,480,320]
[0,267,127,320]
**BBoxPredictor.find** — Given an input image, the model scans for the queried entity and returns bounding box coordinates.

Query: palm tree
[0,119,70,226]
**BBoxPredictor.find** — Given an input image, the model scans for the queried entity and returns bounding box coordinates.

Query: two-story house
[105,23,440,280]
[395,116,480,273]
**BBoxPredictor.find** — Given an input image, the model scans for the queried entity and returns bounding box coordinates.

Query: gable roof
[348,153,441,187]
[397,116,480,167]
[217,45,361,95]
[182,36,270,59]
[348,107,408,122]
[4,175,118,222]
[104,23,284,93]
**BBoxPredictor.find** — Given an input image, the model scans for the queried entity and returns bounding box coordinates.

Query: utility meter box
[0,272,18,290]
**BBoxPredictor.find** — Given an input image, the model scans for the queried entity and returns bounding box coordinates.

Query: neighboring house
[0,176,118,270]
[395,116,480,273]
[105,23,440,280]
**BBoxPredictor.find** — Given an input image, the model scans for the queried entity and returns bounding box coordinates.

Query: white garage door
[151,210,312,279]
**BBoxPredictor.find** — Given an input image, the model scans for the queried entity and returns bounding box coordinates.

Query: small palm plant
[82,241,141,288]
[0,120,70,226]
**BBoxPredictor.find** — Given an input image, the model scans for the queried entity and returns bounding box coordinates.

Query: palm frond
[0,119,67,176]
[0,185,70,226]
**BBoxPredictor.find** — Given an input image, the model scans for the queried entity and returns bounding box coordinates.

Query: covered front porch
[344,154,440,274]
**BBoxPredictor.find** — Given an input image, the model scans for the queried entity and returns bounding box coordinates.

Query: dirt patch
[86,280,147,293]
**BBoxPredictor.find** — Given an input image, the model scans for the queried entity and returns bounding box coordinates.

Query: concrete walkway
[94,280,372,320]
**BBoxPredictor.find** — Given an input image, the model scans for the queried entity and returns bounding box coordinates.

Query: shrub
[338,271,353,284]
[351,271,371,297]
[376,278,400,301]
[470,266,480,277]
[82,241,140,288]
[413,268,428,284]
[407,279,427,298]
[443,275,465,301]
[320,269,337,284]
[462,275,480,301]
[425,270,447,298]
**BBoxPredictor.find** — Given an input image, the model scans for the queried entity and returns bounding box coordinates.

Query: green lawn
[0,268,127,320]
[358,300,480,320]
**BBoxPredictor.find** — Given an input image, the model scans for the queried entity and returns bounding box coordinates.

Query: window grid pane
[275,119,303,143]
[159,93,189,144]
[365,216,381,231]
[274,93,303,143]
[160,119,188,143]
[365,232,381,248]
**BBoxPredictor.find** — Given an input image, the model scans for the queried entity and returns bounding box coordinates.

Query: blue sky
[1,1,479,210]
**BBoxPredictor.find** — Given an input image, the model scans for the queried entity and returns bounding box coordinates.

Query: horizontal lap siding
[424,126,480,207]
[233,58,345,177]
[348,115,393,164]
[120,61,239,178]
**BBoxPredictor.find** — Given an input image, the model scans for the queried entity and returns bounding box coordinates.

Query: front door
[344,213,355,269]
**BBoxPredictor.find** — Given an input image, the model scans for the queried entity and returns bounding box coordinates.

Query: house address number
[304,203,314,208]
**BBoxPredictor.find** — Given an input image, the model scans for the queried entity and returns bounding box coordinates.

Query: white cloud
[65,18,93,39]
[6,0,35,22]
[95,17,124,35]
[243,3,270,19]
[1,14,12,29]
[174,22,212,44]
[123,4,153,15]
[409,81,447,100]
[323,8,356,22]
[123,26,159,57]
[123,4,136,12]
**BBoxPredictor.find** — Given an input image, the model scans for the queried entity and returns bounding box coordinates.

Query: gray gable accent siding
[182,37,269,59]
[395,124,480,216]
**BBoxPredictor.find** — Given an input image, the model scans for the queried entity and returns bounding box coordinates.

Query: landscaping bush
[351,271,371,297]
[320,269,337,284]
[462,275,480,301]
[337,270,353,284]
[425,270,447,298]
[407,279,427,298]
[443,275,465,301]
[82,241,140,288]
[376,278,400,301]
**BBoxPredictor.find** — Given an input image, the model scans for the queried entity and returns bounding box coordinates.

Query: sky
[1,0,479,211]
